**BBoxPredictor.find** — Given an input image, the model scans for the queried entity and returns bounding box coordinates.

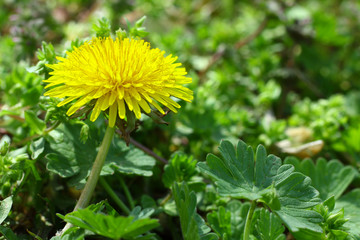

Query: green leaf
[93,17,111,37]
[254,208,286,240]
[284,157,357,200]
[62,207,159,239]
[24,110,46,135]
[162,152,197,188]
[0,225,19,240]
[335,189,360,240]
[0,196,12,224]
[207,206,231,239]
[107,139,156,177]
[30,137,45,159]
[198,140,323,235]
[50,228,85,240]
[207,201,249,240]
[173,182,219,240]
[46,124,155,188]
[45,124,98,187]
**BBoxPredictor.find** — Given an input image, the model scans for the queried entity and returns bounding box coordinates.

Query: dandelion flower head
[43,37,193,127]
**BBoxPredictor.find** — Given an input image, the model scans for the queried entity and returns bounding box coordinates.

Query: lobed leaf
[335,189,360,240]
[198,140,323,235]
[62,207,159,239]
[173,182,219,240]
[284,157,357,200]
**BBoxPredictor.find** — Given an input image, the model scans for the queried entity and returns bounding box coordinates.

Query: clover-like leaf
[198,140,323,235]
[284,157,357,200]
[173,182,219,240]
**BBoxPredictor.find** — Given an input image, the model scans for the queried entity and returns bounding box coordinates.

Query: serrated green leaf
[162,152,197,188]
[284,157,357,200]
[63,207,159,240]
[207,206,232,239]
[206,201,251,240]
[24,110,46,135]
[254,208,286,240]
[173,182,219,240]
[0,196,12,224]
[198,140,323,235]
[198,140,281,200]
[335,189,360,240]
[93,17,111,37]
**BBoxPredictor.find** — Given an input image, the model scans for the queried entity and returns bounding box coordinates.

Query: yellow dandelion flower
[43,37,193,127]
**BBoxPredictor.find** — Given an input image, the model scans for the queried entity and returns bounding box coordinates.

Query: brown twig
[198,17,269,81]
[198,44,226,81]
[10,120,61,147]
[235,17,268,49]
[116,129,168,164]
[129,137,168,164]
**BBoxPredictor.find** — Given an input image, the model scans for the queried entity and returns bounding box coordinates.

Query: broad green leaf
[62,207,159,240]
[46,124,155,188]
[0,196,12,224]
[254,209,286,240]
[173,182,219,240]
[45,124,98,187]
[24,110,46,135]
[198,140,323,235]
[107,139,156,177]
[335,189,360,240]
[30,137,45,159]
[141,195,157,209]
[284,157,357,200]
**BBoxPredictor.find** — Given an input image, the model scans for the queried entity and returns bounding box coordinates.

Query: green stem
[60,125,115,235]
[159,192,172,206]
[117,175,135,210]
[244,201,256,240]
[100,177,130,214]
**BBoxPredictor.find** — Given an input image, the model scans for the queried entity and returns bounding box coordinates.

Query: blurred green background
[1,0,360,237]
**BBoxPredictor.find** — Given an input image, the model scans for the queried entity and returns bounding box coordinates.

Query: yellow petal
[117,99,126,119]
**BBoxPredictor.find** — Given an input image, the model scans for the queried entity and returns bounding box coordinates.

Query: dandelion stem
[60,125,115,235]
[244,200,256,240]
[100,177,130,214]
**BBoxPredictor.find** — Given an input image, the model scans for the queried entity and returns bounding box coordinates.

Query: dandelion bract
[43,37,193,127]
